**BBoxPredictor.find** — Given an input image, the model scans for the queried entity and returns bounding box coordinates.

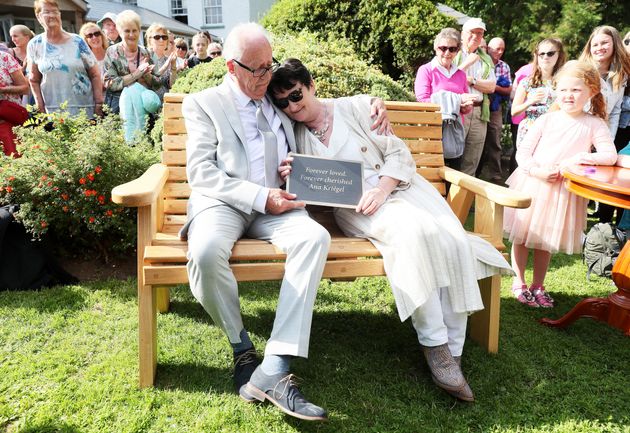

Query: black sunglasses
[273,88,304,109]
[537,50,557,58]
[437,46,458,53]
[152,35,168,41]
[209,51,222,56]
[233,58,280,78]
[176,45,187,50]
[85,31,102,39]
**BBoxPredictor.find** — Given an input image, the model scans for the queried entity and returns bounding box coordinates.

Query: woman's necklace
[308,102,329,141]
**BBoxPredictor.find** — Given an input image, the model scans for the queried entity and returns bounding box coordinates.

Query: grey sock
[260,354,291,376]
[231,329,253,354]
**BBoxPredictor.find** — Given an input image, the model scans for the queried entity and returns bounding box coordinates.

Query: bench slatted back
[160,94,444,236]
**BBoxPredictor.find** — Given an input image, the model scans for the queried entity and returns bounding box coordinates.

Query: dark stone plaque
[287,153,364,208]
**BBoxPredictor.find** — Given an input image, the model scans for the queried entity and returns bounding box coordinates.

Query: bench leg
[469,275,500,353]
[156,286,170,313]
[138,283,157,388]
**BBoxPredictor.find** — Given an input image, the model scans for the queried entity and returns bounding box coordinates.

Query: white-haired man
[453,18,496,177]
[180,23,388,421]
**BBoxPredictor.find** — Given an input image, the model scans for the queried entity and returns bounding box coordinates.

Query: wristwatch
[472,77,478,86]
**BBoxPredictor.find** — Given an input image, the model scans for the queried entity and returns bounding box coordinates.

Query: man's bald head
[488,37,506,63]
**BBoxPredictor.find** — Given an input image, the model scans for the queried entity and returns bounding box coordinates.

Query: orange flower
[88,217,95,223]
[62,206,69,213]
[40,221,47,228]
[41,175,48,181]
[79,178,86,185]
[87,173,95,181]
[105,210,113,217]
[6,186,13,193]
[98,195,105,204]
[61,193,69,200]
[8,176,15,181]
[47,181,53,187]
[94,166,102,174]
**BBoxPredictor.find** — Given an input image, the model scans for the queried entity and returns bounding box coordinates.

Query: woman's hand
[460,93,477,106]
[356,187,388,216]
[531,165,560,182]
[137,62,154,76]
[526,88,546,106]
[369,97,393,135]
[278,156,293,182]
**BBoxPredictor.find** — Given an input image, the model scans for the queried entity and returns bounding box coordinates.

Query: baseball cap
[97,12,117,28]
[462,18,486,32]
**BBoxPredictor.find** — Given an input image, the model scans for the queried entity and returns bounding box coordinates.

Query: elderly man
[180,23,387,422]
[97,12,121,45]
[476,37,512,184]
[453,18,496,177]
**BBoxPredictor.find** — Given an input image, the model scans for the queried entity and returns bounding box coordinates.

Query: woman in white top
[269,58,511,403]
[579,25,630,138]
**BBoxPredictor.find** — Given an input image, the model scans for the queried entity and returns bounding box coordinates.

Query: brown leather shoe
[422,344,474,402]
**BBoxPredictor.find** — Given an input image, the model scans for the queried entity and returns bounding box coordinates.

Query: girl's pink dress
[504,111,616,253]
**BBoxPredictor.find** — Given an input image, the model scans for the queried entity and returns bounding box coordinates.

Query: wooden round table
[540,164,630,335]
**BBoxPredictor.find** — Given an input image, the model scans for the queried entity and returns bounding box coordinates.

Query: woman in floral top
[511,38,566,147]
[103,10,160,113]
[27,0,103,118]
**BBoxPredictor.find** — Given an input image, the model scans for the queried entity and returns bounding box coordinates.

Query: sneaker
[532,287,555,308]
[512,284,539,308]
[242,368,328,421]
[233,348,260,400]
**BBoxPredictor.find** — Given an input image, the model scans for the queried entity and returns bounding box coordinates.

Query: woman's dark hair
[268,58,313,99]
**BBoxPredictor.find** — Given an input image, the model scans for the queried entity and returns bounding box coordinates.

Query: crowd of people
[1,2,630,422]
[0,0,223,147]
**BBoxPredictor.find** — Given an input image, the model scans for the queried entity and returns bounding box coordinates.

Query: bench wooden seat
[112,93,531,388]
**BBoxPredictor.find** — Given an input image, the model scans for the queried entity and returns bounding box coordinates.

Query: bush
[262,0,455,80]
[171,31,414,101]
[0,109,160,256]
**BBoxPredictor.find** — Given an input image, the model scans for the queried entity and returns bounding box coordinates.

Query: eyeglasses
[538,51,557,58]
[176,45,187,50]
[85,31,102,39]
[152,35,169,41]
[232,58,279,78]
[437,46,458,53]
[209,51,222,56]
[39,9,60,16]
[273,88,304,109]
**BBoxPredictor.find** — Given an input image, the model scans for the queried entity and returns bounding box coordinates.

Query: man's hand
[356,187,388,216]
[459,53,479,71]
[265,188,305,215]
[278,156,293,182]
[369,97,393,135]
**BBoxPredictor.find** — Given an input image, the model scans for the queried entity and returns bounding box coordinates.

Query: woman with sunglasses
[511,38,566,147]
[102,10,160,114]
[27,0,103,117]
[269,58,511,403]
[80,22,107,76]
[415,28,477,169]
[173,38,188,72]
[145,23,177,103]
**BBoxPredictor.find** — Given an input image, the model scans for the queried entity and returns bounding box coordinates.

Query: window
[171,0,187,16]
[121,0,138,5]
[204,0,222,25]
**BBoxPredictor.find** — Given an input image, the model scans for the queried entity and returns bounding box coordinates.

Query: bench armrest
[439,166,531,209]
[112,163,169,207]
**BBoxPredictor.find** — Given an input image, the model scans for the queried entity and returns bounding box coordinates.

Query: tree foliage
[443,0,628,70]
[261,0,456,81]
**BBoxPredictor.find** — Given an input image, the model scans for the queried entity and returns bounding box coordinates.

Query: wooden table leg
[541,241,630,335]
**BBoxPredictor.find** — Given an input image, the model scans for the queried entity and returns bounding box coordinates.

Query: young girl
[504,60,617,308]
[511,38,566,147]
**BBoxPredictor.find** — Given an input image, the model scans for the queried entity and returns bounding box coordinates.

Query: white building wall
[126,0,277,42]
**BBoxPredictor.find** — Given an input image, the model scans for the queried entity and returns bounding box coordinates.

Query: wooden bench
[112,93,531,388]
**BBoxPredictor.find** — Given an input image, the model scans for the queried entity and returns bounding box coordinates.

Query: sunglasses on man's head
[437,46,458,53]
[85,31,102,39]
[273,88,304,109]
[152,35,169,41]
[538,50,557,58]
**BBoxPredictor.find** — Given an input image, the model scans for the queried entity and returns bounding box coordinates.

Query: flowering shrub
[0,109,159,255]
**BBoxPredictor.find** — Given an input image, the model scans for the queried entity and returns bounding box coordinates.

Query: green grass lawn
[1,251,629,433]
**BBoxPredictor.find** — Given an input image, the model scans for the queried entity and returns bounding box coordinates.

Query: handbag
[441,117,465,159]
[0,99,29,126]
